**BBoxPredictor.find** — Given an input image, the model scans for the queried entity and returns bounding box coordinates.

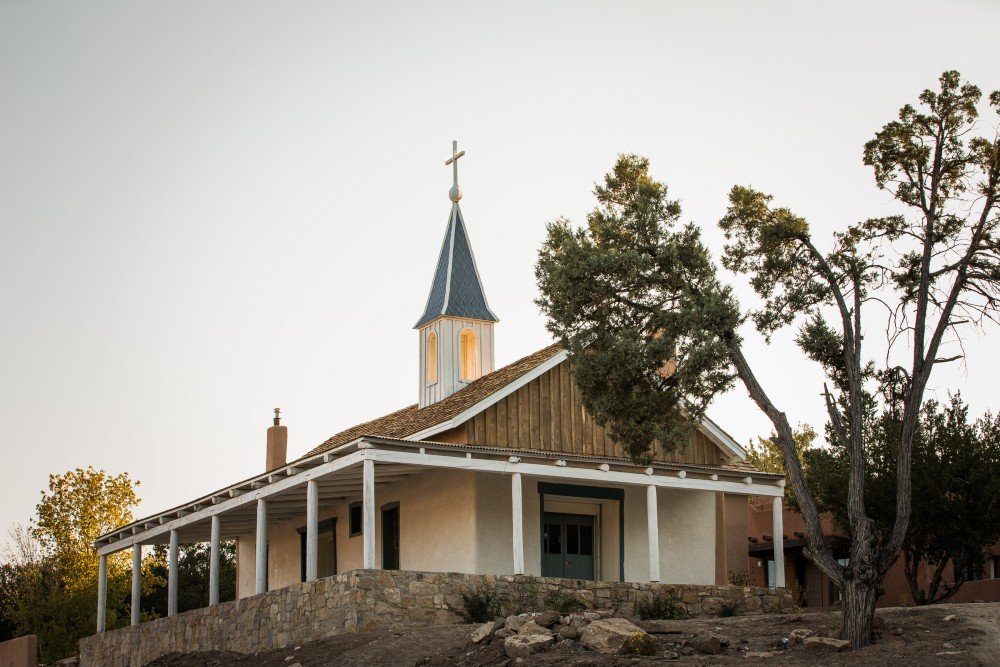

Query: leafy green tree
[536,72,1000,647]
[746,424,817,479]
[5,468,139,661]
[143,541,237,616]
[806,396,1000,604]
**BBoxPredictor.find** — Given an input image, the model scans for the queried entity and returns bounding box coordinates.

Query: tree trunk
[840,579,880,649]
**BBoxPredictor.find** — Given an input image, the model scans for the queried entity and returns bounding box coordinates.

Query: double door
[542,512,595,580]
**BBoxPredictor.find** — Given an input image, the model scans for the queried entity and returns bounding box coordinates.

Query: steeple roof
[415,203,498,328]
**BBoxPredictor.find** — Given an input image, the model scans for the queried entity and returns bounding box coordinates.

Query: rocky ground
[146,601,999,666]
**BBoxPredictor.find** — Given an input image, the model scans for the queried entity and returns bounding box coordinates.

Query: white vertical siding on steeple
[418,317,495,408]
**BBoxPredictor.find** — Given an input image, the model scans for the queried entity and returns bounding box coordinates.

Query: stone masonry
[79,570,795,666]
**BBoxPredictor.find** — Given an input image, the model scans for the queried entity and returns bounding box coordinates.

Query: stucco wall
[723,493,749,582]
[622,487,716,584]
[238,470,479,598]
[237,470,720,597]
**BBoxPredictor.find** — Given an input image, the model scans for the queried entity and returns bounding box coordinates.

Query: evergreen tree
[536,72,1000,647]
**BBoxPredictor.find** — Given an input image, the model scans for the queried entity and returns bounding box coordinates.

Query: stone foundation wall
[79,570,795,666]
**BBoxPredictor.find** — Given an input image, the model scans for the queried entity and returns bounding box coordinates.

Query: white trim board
[364,447,783,497]
[96,451,365,556]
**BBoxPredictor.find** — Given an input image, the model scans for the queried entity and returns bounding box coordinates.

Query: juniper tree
[806,395,1000,605]
[536,72,1000,648]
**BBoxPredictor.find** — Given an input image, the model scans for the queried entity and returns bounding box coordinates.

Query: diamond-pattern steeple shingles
[415,204,498,328]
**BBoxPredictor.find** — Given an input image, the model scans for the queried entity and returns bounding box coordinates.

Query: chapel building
[91,143,786,630]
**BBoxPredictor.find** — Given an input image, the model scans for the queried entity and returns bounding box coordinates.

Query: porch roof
[95,436,783,556]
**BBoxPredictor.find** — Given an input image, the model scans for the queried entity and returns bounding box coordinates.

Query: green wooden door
[542,512,595,580]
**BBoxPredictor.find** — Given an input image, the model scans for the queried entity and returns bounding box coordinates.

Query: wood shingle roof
[301,343,562,459]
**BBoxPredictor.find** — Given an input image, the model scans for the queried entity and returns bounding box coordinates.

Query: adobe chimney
[266,408,287,470]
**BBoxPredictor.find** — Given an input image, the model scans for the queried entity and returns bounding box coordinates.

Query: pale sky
[2,0,998,544]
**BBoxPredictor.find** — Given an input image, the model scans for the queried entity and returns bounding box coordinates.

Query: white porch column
[209,514,221,606]
[646,484,660,582]
[168,529,179,616]
[362,458,375,569]
[511,472,524,575]
[306,479,319,581]
[256,499,268,594]
[96,553,107,633]
[772,496,786,588]
[131,544,141,626]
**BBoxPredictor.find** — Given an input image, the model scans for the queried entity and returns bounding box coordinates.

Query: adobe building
[747,498,1000,607]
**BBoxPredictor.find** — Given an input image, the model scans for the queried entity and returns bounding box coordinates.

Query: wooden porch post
[131,544,141,626]
[363,458,375,569]
[512,472,524,574]
[256,499,268,594]
[209,514,220,605]
[772,496,785,588]
[646,484,660,582]
[306,479,319,580]
[96,554,107,633]
[168,529,179,616]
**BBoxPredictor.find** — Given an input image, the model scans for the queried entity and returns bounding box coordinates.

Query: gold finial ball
[449,184,462,202]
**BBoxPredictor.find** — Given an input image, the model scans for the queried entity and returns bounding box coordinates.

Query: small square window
[349,502,363,537]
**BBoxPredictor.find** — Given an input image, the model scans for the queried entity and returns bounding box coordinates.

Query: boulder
[663,650,679,660]
[943,614,957,622]
[534,610,562,627]
[470,620,502,644]
[517,620,553,637]
[688,633,723,655]
[495,628,514,639]
[789,628,813,644]
[504,633,555,659]
[803,636,851,652]
[504,613,535,632]
[580,618,650,654]
[556,624,579,641]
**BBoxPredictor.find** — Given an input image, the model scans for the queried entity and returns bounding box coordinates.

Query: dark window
[580,525,593,556]
[382,503,400,570]
[298,518,338,582]
[544,522,561,554]
[966,561,985,582]
[566,523,579,555]
[349,502,363,537]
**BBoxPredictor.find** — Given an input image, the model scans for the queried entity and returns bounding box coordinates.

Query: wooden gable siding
[462,360,721,466]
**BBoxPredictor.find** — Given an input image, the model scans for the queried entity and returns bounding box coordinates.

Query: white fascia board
[364,447,782,497]
[407,349,569,441]
[96,450,365,556]
[697,414,747,460]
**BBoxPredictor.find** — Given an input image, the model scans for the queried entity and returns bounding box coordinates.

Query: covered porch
[93,436,787,633]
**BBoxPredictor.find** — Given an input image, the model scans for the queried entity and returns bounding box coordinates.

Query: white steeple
[415,142,498,408]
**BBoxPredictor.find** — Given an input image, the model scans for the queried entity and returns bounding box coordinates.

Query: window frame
[297,518,338,582]
[458,327,479,382]
[349,502,363,537]
[425,331,438,386]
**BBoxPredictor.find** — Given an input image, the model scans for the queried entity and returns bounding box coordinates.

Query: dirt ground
[145,601,999,667]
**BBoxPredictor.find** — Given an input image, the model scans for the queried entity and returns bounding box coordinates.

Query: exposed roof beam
[96,450,365,556]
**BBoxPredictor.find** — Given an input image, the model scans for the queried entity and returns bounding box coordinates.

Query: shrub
[543,589,587,614]
[635,592,685,620]
[460,582,501,623]
[621,632,657,655]
[727,569,752,586]
[719,600,740,617]
[789,580,808,607]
